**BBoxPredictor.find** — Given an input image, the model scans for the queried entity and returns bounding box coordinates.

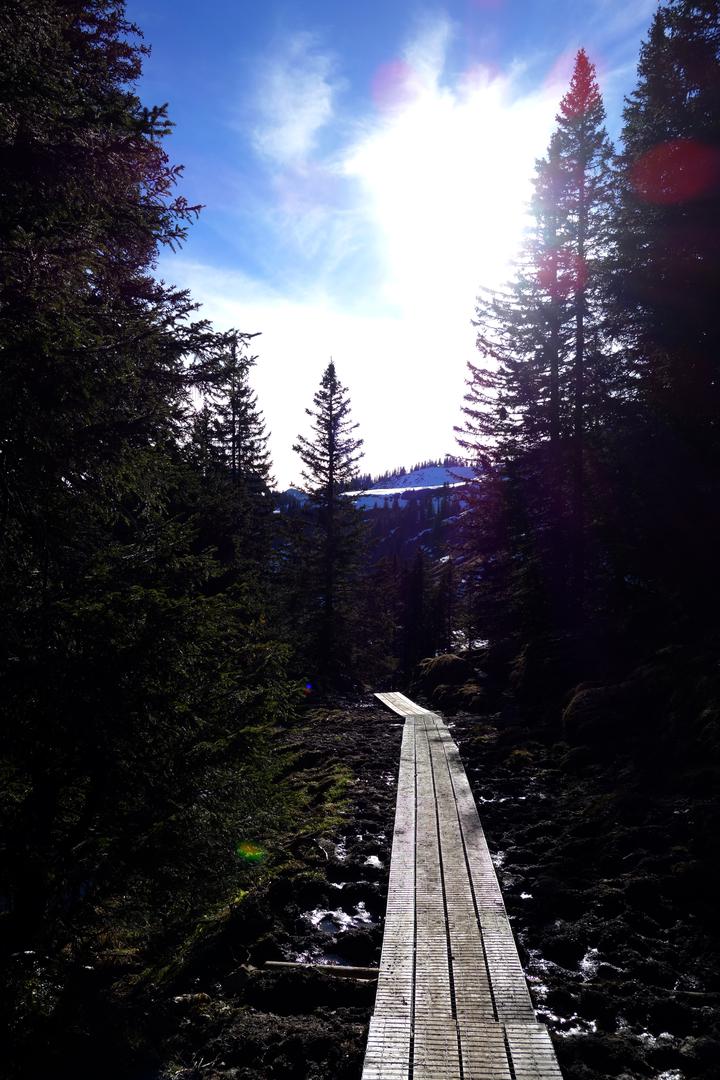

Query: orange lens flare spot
[630,139,720,205]
[236,842,266,863]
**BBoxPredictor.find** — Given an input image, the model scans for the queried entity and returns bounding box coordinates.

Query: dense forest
[1,1,719,1078]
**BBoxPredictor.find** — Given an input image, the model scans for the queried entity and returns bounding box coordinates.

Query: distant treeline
[352,454,465,491]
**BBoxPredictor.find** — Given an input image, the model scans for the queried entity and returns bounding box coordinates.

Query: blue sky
[126,0,659,486]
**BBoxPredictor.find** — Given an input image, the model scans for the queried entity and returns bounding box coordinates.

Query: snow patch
[579,947,600,979]
[306,901,374,935]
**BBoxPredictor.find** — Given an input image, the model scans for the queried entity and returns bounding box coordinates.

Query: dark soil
[148,695,720,1080]
[14,694,718,1079]
[452,709,720,1080]
[148,701,403,1080]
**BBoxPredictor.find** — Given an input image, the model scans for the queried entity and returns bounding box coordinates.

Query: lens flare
[630,139,720,205]
[537,249,587,297]
[236,841,266,863]
[372,60,417,111]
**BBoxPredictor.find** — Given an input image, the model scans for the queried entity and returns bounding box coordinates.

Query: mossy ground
[3,701,400,1079]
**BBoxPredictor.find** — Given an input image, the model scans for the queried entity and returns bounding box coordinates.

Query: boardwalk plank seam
[362,696,563,1079]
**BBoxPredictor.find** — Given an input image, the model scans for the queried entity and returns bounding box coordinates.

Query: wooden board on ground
[361,696,563,1080]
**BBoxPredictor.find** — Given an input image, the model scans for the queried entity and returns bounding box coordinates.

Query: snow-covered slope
[347,464,474,509]
[281,464,475,510]
[367,464,474,491]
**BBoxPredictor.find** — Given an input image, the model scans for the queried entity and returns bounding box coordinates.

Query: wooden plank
[365,716,415,1077]
[505,1023,564,1079]
[363,695,563,1080]
[412,719,461,1079]
[374,691,434,717]
[263,960,378,978]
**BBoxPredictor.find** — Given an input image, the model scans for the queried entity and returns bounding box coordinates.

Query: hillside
[349,463,474,509]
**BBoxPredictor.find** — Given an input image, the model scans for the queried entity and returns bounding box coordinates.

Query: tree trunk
[572,152,587,620]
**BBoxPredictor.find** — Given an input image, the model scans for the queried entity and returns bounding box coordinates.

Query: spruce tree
[293,361,364,682]
[0,0,293,989]
[554,50,618,604]
[197,339,275,590]
[212,341,272,488]
[458,49,617,630]
[619,0,720,459]
[613,0,720,623]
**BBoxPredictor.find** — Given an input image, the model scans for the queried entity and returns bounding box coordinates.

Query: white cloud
[252,32,338,167]
[162,258,477,489]
[342,17,561,319]
[177,18,614,487]
[403,11,454,92]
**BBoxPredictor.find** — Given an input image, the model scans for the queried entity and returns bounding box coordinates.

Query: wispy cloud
[588,0,658,44]
[342,15,560,317]
[252,32,339,167]
[182,9,650,486]
[403,11,454,92]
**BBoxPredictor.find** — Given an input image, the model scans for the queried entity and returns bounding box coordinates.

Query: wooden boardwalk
[363,692,562,1080]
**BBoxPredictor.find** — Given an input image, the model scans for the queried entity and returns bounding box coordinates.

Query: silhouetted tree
[458,50,618,631]
[293,361,365,682]
[0,0,293,1002]
[609,0,720,624]
[194,340,276,591]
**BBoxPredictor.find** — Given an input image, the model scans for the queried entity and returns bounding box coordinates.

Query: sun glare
[344,63,559,320]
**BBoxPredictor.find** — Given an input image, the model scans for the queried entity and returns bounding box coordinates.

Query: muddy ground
[451,710,720,1080]
[150,701,403,1080]
[143,696,719,1080]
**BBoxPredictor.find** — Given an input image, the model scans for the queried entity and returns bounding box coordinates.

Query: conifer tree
[198,340,275,589]
[619,0,720,460]
[612,0,720,621]
[554,50,618,603]
[293,362,364,682]
[0,0,293,972]
[458,49,617,628]
[212,341,272,489]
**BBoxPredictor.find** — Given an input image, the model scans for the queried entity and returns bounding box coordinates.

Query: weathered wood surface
[263,960,378,979]
[363,696,563,1080]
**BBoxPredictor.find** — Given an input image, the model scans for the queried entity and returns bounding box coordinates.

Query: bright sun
[344,60,561,319]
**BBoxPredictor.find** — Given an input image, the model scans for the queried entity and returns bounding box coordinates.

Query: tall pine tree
[193,339,275,594]
[619,0,720,453]
[0,0,293,980]
[613,0,720,624]
[293,362,365,683]
[458,50,618,631]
